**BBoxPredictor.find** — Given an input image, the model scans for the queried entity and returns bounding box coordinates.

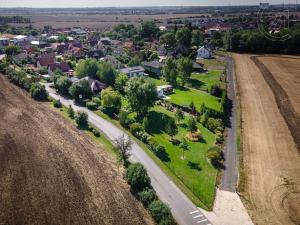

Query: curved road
[221,56,238,192]
[45,84,212,225]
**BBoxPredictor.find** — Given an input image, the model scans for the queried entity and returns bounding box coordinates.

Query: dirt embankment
[251,56,300,150]
[0,75,153,225]
[233,54,300,225]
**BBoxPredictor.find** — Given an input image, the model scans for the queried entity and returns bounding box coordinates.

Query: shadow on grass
[187,78,205,89]
[146,111,172,135]
[187,161,202,171]
[157,149,171,163]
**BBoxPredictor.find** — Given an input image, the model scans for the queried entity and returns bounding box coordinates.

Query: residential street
[221,56,238,192]
[45,84,212,225]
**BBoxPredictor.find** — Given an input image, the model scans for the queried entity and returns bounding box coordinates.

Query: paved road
[221,56,238,192]
[45,84,212,225]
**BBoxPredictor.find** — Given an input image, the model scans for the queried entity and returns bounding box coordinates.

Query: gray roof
[142,61,164,69]
[119,66,145,74]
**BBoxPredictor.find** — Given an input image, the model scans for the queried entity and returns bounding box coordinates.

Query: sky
[0,0,297,8]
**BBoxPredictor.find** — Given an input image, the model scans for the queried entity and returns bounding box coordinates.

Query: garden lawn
[168,87,222,112]
[149,105,218,208]
[189,70,223,91]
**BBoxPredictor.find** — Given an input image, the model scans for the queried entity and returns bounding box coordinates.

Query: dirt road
[0,75,153,225]
[233,54,300,225]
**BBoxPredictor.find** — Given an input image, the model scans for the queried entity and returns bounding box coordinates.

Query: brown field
[233,54,300,225]
[6,13,208,30]
[0,75,153,225]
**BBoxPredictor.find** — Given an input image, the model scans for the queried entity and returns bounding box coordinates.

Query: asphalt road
[45,84,212,225]
[221,56,238,192]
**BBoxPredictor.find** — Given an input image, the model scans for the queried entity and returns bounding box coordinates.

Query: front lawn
[188,70,223,91]
[168,87,222,112]
[148,105,218,208]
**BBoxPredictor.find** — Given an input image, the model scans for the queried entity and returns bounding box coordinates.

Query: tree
[187,116,197,133]
[115,134,132,165]
[75,111,88,128]
[29,83,48,101]
[54,76,72,96]
[5,45,20,58]
[177,57,193,86]
[140,21,159,39]
[128,55,141,67]
[148,200,173,225]
[137,187,157,207]
[115,73,129,94]
[207,146,223,168]
[162,57,177,85]
[179,138,189,159]
[97,62,116,86]
[68,79,93,104]
[101,87,122,114]
[118,110,131,128]
[175,108,184,124]
[125,77,157,119]
[189,101,196,114]
[125,163,152,193]
[191,30,204,47]
[160,32,176,48]
[165,118,178,140]
[75,59,100,79]
[67,104,74,119]
[175,27,191,47]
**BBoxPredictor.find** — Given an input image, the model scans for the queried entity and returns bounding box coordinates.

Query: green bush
[92,128,101,137]
[118,110,131,128]
[125,163,152,193]
[53,99,62,108]
[148,200,174,225]
[137,187,157,207]
[29,83,48,101]
[207,146,223,168]
[67,105,75,119]
[129,123,144,136]
[86,101,98,110]
[92,97,101,106]
[75,111,88,128]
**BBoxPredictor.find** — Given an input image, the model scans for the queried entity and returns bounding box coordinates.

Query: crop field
[0,75,153,225]
[233,54,300,225]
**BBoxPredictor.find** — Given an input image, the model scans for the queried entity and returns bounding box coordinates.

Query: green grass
[188,70,223,91]
[148,105,217,208]
[148,77,168,86]
[168,87,222,112]
[197,58,226,70]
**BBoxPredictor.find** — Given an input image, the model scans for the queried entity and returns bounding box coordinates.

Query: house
[14,35,28,43]
[119,66,145,78]
[158,46,167,56]
[87,48,105,59]
[196,46,213,59]
[100,55,121,69]
[48,61,70,74]
[112,47,124,58]
[157,85,173,99]
[0,38,9,47]
[100,37,111,45]
[142,61,164,76]
[77,77,107,93]
[123,41,135,50]
[37,53,56,68]
[68,46,85,59]
[14,52,28,64]
[30,40,49,48]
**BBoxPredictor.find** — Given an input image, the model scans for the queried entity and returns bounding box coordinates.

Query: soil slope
[0,75,153,225]
[233,54,300,225]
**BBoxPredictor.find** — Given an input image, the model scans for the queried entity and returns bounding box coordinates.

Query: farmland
[0,75,153,225]
[233,54,300,225]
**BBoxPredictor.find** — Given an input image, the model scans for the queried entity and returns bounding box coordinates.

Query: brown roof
[37,53,56,67]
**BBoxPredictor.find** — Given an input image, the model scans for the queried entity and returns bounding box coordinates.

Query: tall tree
[159,32,176,48]
[115,134,132,166]
[125,77,157,119]
[162,57,177,85]
[97,62,116,86]
[75,59,100,79]
[177,57,193,86]
[191,30,204,47]
[175,27,192,48]
[140,21,159,39]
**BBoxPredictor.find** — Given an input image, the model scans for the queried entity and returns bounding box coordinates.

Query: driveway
[45,84,212,225]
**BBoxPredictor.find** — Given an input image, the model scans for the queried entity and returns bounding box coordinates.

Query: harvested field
[251,56,300,150]
[233,54,300,225]
[0,75,153,225]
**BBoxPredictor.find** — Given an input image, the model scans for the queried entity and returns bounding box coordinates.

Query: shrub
[187,116,198,133]
[92,97,101,106]
[75,111,88,128]
[143,117,151,132]
[92,128,101,137]
[125,163,152,193]
[54,76,72,96]
[67,105,74,119]
[20,77,33,91]
[86,101,98,110]
[207,146,223,168]
[129,123,144,136]
[29,83,48,101]
[118,110,131,128]
[137,187,157,207]
[205,118,223,133]
[210,84,223,97]
[53,99,62,108]
[148,200,174,225]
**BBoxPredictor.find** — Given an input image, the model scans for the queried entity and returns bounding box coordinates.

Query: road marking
[193,215,203,218]
[197,219,207,223]
[189,210,199,214]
